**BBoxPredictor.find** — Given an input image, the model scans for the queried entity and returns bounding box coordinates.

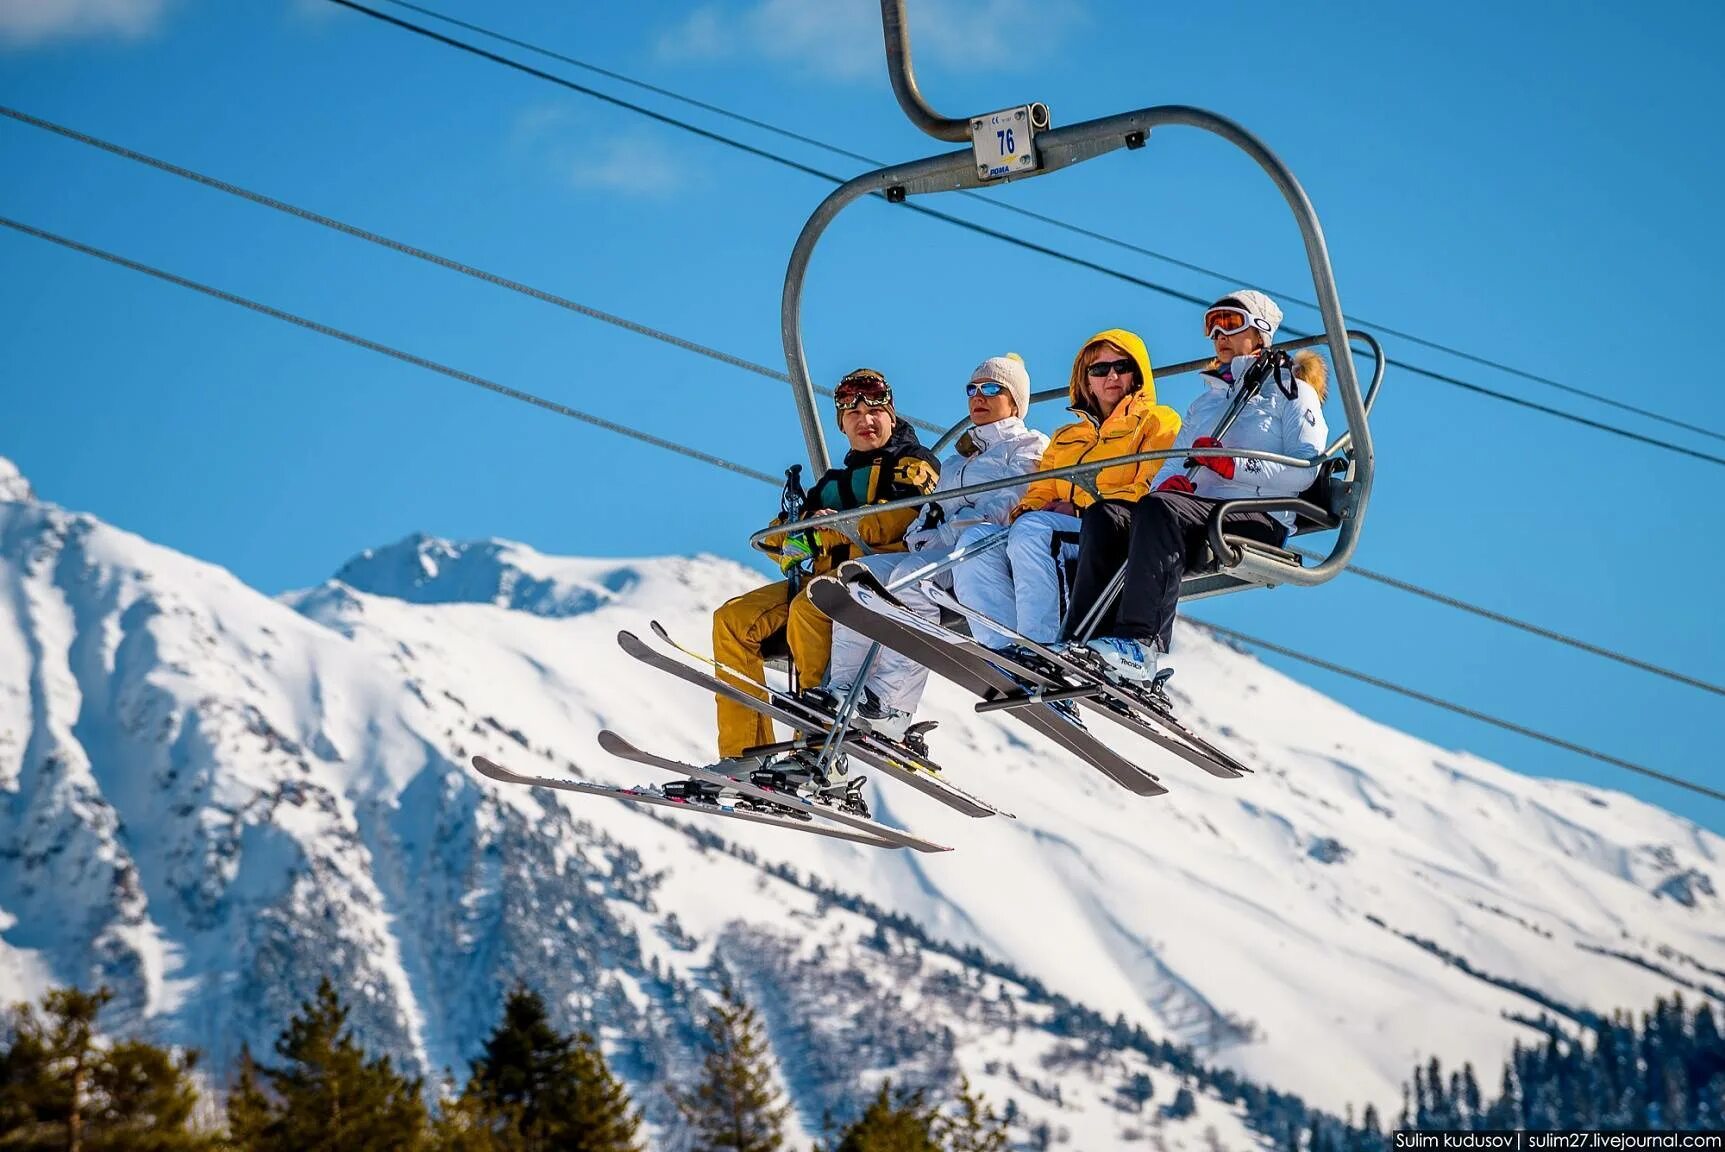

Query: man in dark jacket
[712,369,940,759]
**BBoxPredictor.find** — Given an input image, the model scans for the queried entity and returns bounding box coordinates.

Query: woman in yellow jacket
[952,328,1181,651]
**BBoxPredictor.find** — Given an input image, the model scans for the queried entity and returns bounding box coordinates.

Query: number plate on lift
[970,106,1038,180]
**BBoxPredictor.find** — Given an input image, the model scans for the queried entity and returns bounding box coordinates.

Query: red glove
[1156,474,1196,494]
[1186,436,1235,479]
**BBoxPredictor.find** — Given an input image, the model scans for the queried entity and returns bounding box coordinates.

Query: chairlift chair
[766,0,1381,604]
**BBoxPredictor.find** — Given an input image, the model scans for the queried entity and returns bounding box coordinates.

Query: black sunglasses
[1085,358,1136,379]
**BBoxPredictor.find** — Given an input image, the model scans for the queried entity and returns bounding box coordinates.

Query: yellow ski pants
[711,580,832,759]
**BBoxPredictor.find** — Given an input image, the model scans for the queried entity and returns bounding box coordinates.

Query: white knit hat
[1210,289,1283,344]
[970,353,1031,416]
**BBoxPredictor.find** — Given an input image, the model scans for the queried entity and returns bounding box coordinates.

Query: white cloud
[655,0,1082,81]
[0,0,170,48]
[510,105,681,199]
[568,134,681,198]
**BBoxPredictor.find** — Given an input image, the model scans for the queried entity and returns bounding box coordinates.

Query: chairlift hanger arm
[880,0,969,142]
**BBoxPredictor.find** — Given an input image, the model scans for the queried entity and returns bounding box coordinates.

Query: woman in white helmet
[821,354,1048,742]
[1061,290,1330,685]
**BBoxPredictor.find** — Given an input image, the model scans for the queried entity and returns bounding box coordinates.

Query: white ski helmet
[1208,289,1283,344]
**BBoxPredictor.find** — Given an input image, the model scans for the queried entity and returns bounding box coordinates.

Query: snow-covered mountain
[1,457,1719,1147]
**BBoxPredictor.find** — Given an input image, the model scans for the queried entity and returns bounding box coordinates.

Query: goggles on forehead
[834,372,892,412]
[1204,305,1273,341]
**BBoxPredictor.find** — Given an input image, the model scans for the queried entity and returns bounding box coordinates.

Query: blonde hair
[1069,340,1142,418]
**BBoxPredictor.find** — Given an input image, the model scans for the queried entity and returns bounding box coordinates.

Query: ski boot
[1064,639,1176,717]
[1075,636,1157,684]
[801,685,934,760]
[854,690,936,758]
[751,749,848,798]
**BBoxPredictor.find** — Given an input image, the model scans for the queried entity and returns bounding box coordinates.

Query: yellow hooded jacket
[1012,328,1182,519]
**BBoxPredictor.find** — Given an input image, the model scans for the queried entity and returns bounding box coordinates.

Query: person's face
[1205,305,1268,363]
[966,379,1015,426]
[1083,342,1137,417]
[1212,328,1266,362]
[840,403,894,451]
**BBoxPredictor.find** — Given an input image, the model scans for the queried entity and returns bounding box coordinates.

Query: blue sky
[4,0,1723,832]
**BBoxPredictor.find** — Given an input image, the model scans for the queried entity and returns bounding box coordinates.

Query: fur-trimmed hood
[1292,350,1329,402]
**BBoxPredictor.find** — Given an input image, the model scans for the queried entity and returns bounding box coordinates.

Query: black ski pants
[1061,492,1286,652]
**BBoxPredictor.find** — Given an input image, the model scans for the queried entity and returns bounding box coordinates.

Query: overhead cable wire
[0,216,781,487]
[7,104,1718,703]
[1196,621,1725,804]
[367,0,1725,449]
[0,104,944,437]
[8,214,1718,805]
[1292,548,1725,699]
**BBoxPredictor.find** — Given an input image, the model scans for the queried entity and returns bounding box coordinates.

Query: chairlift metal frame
[770,0,1378,597]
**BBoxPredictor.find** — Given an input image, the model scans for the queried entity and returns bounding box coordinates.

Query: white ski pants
[825,551,947,715]
[949,509,1083,649]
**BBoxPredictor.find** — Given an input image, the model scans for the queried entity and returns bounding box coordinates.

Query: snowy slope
[1,456,1720,1144]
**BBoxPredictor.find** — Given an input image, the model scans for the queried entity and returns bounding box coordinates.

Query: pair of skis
[474,564,1251,852]
[471,621,1008,852]
[472,735,947,852]
[808,565,1251,786]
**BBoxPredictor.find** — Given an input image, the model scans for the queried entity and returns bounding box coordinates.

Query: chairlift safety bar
[748,443,1323,555]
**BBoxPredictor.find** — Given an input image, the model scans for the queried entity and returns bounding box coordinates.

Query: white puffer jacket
[905,416,1048,553]
[1159,351,1330,529]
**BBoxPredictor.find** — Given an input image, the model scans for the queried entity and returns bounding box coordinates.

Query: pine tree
[0,985,215,1152]
[226,1045,273,1149]
[1358,1102,1383,1151]
[461,987,641,1152]
[84,1038,215,1150]
[566,1032,642,1152]
[43,985,107,1152]
[675,982,787,1152]
[250,977,429,1152]
[827,1082,939,1152]
[935,1077,1009,1152]
[1495,1054,1522,1129]
[1164,1086,1197,1121]
[0,997,57,1148]
[430,1080,524,1152]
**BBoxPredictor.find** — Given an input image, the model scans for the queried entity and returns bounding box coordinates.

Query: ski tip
[595,729,634,757]
[648,619,672,641]
[471,755,509,777]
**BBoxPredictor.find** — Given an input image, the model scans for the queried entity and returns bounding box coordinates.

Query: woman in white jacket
[824,354,1048,740]
[1062,290,1329,684]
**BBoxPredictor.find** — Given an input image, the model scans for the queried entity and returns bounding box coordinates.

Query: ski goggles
[1084,357,1137,379]
[965,381,1009,398]
[1204,305,1273,340]
[834,372,893,412]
